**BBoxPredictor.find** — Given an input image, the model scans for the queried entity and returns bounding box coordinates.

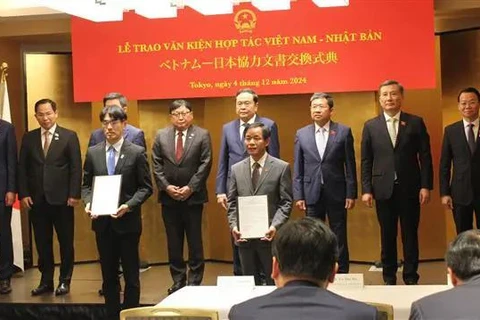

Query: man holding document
[227,122,292,285]
[81,105,152,320]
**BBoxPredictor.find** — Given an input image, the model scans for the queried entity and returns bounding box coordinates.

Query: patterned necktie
[252,162,260,190]
[43,131,51,157]
[176,131,184,161]
[468,123,476,155]
[107,146,116,175]
[387,118,397,146]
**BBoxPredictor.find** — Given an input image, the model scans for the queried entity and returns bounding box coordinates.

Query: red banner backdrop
[71,0,435,102]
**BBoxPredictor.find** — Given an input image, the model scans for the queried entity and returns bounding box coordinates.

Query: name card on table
[217,276,255,290]
[330,273,364,289]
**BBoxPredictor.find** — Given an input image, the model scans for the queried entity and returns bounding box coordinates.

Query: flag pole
[0,62,7,83]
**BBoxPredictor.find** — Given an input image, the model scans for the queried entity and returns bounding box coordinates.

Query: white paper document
[238,195,269,239]
[91,175,122,216]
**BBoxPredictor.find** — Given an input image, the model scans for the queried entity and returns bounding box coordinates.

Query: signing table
[158,284,451,320]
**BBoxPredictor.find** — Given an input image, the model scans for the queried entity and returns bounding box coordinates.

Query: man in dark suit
[89,93,146,296]
[0,118,17,294]
[227,123,292,285]
[216,88,280,278]
[361,80,433,285]
[152,100,212,295]
[229,217,377,320]
[88,92,145,148]
[293,92,357,273]
[409,229,480,319]
[18,98,82,296]
[440,87,480,234]
[82,105,152,320]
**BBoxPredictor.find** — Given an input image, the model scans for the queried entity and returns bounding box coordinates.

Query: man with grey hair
[293,92,357,273]
[409,230,480,319]
[361,80,433,285]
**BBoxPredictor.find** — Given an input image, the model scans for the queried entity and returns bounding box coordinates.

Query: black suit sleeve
[125,149,153,211]
[187,132,213,193]
[439,127,452,196]
[268,122,281,158]
[6,124,17,193]
[345,127,357,199]
[81,149,94,205]
[18,134,30,199]
[418,118,433,190]
[68,132,83,199]
[361,123,373,195]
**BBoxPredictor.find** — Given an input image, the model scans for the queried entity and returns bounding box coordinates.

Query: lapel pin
[401,121,407,126]
[54,137,59,140]
[120,154,125,159]
[330,130,336,136]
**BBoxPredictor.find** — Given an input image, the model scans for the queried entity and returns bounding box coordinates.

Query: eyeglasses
[171,111,191,118]
[102,119,122,127]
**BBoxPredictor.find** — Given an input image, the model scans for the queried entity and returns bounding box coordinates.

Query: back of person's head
[446,229,480,282]
[272,217,338,283]
[103,92,127,108]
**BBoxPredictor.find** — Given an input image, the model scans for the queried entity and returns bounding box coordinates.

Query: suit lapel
[455,121,472,156]
[165,127,177,163]
[322,122,338,162]
[179,126,195,163]
[254,155,273,194]
[376,115,394,149]
[98,142,109,175]
[308,124,322,162]
[234,120,245,152]
[394,113,408,149]
[33,129,44,160]
[114,141,129,174]
[242,159,254,194]
[123,125,131,141]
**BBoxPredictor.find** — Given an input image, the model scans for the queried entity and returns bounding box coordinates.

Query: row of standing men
[0,81,479,317]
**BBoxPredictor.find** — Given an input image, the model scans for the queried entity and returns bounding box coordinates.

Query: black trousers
[452,199,480,234]
[29,199,74,284]
[237,239,274,285]
[376,185,420,283]
[0,204,13,280]
[306,189,350,273]
[162,203,204,286]
[230,235,243,276]
[95,226,140,320]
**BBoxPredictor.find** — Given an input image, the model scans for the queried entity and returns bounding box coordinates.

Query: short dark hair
[310,92,334,109]
[244,122,271,140]
[272,217,338,282]
[169,99,192,114]
[99,105,127,122]
[379,80,404,96]
[446,229,480,281]
[236,88,259,104]
[103,92,127,108]
[457,87,480,102]
[34,98,57,113]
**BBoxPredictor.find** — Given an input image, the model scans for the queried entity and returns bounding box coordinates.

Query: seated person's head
[446,229,480,286]
[271,217,338,288]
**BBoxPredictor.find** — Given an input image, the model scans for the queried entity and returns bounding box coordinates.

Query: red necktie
[176,131,184,161]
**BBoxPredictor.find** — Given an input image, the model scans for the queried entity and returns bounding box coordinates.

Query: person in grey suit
[82,105,152,320]
[152,100,212,295]
[0,119,17,294]
[87,92,146,148]
[18,98,82,296]
[294,92,357,273]
[227,122,292,285]
[440,87,480,233]
[409,229,480,320]
[216,88,280,278]
[229,217,377,320]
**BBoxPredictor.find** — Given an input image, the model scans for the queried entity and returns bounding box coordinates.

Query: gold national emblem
[234,9,257,33]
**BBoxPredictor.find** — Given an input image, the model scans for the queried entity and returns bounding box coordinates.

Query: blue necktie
[107,146,116,175]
